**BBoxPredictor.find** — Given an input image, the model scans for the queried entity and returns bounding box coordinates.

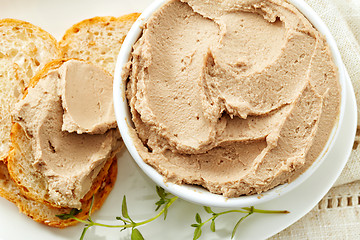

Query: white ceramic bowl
[114,0,347,208]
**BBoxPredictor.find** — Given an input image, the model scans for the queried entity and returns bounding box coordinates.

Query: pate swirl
[125,0,341,197]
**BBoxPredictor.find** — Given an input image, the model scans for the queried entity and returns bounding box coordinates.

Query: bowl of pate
[114,0,346,207]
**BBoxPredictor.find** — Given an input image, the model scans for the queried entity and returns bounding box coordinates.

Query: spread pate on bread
[0,19,61,163]
[61,60,117,134]
[125,0,341,197]
[12,59,122,209]
[1,14,139,227]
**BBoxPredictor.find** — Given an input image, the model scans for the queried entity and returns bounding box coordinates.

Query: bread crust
[60,13,140,43]
[0,18,60,54]
[0,157,118,228]
[59,13,140,74]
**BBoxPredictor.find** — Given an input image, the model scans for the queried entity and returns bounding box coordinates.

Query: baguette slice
[7,59,122,209]
[59,13,140,75]
[0,156,117,228]
[0,19,61,162]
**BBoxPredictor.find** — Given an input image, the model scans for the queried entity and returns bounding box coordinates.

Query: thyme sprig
[191,206,290,240]
[56,186,289,240]
[56,186,178,240]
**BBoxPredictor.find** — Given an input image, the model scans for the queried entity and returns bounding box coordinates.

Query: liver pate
[125,0,341,197]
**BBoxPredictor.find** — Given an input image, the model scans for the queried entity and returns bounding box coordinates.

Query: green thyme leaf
[122,195,131,221]
[131,228,145,240]
[210,219,216,232]
[156,186,166,199]
[203,206,213,214]
[193,227,202,240]
[55,213,71,220]
[70,208,82,216]
[155,199,165,211]
[56,208,82,220]
[195,213,202,223]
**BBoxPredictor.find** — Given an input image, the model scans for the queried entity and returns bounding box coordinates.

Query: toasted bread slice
[0,19,61,162]
[7,123,120,210]
[0,157,118,228]
[7,59,123,209]
[59,13,140,75]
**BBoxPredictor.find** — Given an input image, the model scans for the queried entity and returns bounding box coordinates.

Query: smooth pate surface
[61,60,116,134]
[125,0,341,197]
[13,60,122,208]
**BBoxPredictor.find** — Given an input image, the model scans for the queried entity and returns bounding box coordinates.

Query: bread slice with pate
[0,19,61,163]
[59,13,140,75]
[0,14,138,227]
[0,157,117,228]
[7,59,122,210]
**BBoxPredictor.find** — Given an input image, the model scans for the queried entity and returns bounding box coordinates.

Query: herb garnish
[56,186,289,240]
[191,206,289,240]
[56,186,177,240]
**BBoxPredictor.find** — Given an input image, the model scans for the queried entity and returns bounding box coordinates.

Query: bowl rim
[113,0,347,208]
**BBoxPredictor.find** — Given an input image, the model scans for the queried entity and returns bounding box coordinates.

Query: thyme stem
[56,187,289,240]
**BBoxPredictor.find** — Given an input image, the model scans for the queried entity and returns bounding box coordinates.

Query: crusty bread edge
[24,58,68,97]
[1,157,118,228]
[0,18,61,57]
[59,13,141,46]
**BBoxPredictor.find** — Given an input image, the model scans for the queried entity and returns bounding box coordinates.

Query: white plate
[0,1,357,240]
